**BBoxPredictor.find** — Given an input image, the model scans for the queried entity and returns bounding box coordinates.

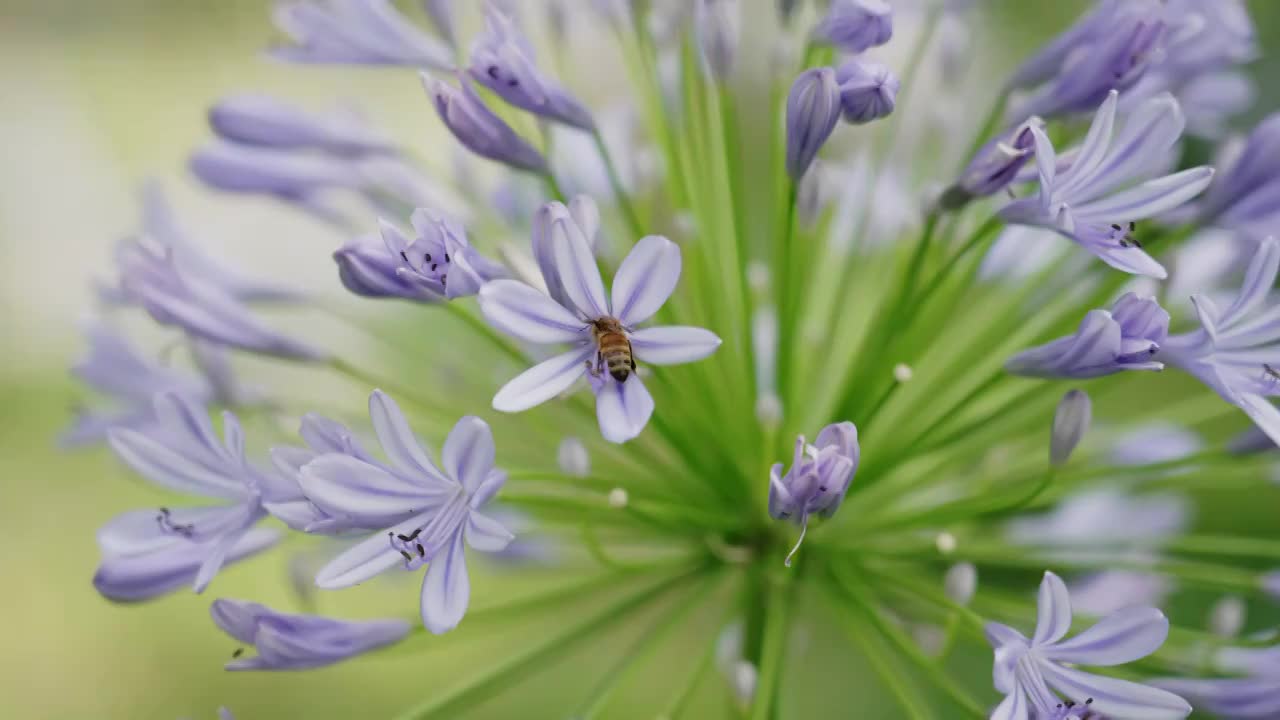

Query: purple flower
[985,571,1190,720]
[266,412,386,534]
[1000,91,1213,278]
[785,68,842,180]
[112,237,328,361]
[1050,389,1091,466]
[1005,292,1168,379]
[768,422,859,566]
[1006,488,1189,549]
[1158,238,1280,447]
[946,118,1042,206]
[835,59,898,124]
[1194,113,1280,234]
[333,234,444,303]
[210,598,409,670]
[94,393,287,600]
[1155,644,1280,719]
[189,141,359,223]
[307,392,514,633]
[478,197,721,443]
[1008,0,1168,120]
[422,0,457,49]
[271,0,452,69]
[425,73,548,173]
[379,209,507,300]
[467,4,594,130]
[694,0,740,82]
[208,94,393,156]
[62,322,212,447]
[812,0,892,55]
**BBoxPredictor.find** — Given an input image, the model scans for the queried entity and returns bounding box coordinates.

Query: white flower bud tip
[893,363,913,383]
[935,531,957,554]
[607,487,629,508]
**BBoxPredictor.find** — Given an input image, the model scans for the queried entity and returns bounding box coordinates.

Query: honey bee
[588,317,636,383]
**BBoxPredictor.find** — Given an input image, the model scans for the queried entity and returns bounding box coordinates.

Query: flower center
[386,492,470,570]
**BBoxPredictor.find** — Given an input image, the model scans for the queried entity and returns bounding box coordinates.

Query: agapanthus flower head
[999,90,1214,278]
[785,67,843,180]
[835,59,898,125]
[812,0,892,55]
[95,393,286,600]
[271,0,453,68]
[467,2,594,130]
[768,422,859,566]
[1005,292,1168,379]
[425,72,548,173]
[306,392,512,633]
[479,197,721,443]
[210,598,409,670]
[985,571,1190,719]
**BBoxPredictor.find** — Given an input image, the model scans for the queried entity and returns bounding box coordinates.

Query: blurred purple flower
[189,141,358,224]
[425,73,548,173]
[835,59,898,125]
[946,118,1041,207]
[1155,644,1280,719]
[985,571,1190,719]
[478,197,721,443]
[1193,113,1280,234]
[812,0,892,54]
[768,422,859,566]
[94,393,288,600]
[694,0,740,82]
[379,209,507,300]
[1005,292,1168,378]
[468,4,594,130]
[785,68,842,180]
[1006,488,1189,549]
[211,598,409,670]
[271,0,452,69]
[209,94,394,156]
[1000,91,1213,278]
[308,392,513,634]
[266,412,389,534]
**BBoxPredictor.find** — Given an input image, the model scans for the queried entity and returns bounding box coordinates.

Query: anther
[444,253,450,262]
[430,263,438,272]
[232,648,244,658]
[424,253,431,262]
[399,251,409,263]
[416,543,425,558]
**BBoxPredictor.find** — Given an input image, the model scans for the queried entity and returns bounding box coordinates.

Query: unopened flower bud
[944,562,977,606]
[695,0,740,82]
[785,68,843,180]
[813,0,893,54]
[608,487,629,508]
[1051,389,1092,466]
[836,59,899,125]
[558,437,591,477]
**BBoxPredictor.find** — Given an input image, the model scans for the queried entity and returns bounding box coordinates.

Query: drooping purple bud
[942,117,1042,208]
[424,73,548,173]
[785,67,842,180]
[813,0,893,54]
[835,59,899,124]
[1050,389,1092,466]
[695,0,740,82]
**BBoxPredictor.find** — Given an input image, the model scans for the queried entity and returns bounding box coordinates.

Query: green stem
[748,567,794,720]
[591,128,645,239]
[542,168,567,203]
[328,357,451,422]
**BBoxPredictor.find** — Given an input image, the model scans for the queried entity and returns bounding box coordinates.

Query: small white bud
[747,261,771,292]
[756,393,783,427]
[893,363,914,383]
[557,437,590,477]
[1051,389,1092,466]
[731,660,758,706]
[607,487,629,508]
[1209,595,1246,638]
[935,531,957,555]
[944,562,977,606]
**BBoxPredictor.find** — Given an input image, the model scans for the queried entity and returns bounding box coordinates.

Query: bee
[588,317,636,383]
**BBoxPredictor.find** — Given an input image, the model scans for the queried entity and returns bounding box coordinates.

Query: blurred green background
[3,1,1280,718]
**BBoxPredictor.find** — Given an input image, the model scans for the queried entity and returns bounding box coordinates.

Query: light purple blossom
[1006,488,1190,549]
[1193,113,1280,234]
[210,598,409,670]
[946,118,1042,206]
[478,197,721,443]
[812,0,892,55]
[1154,644,1280,719]
[985,571,1190,720]
[425,73,548,173]
[271,0,453,69]
[1005,292,1168,379]
[1067,570,1172,617]
[307,392,513,634]
[422,0,457,49]
[1050,389,1091,466]
[1007,0,1168,120]
[785,67,842,180]
[266,413,386,534]
[694,0,740,82]
[379,209,507,300]
[835,59,898,125]
[1158,238,1280,447]
[62,322,212,447]
[209,94,393,155]
[189,141,359,223]
[768,422,859,566]
[112,236,327,362]
[94,393,287,600]
[999,91,1214,279]
[333,234,443,302]
[468,4,594,130]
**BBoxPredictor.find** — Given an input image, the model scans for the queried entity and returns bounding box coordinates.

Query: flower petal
[465,510,515,552]
[990,689,1029,720]
[595,374,655,444]
[1238,394,1280,448]
[300,454,443,524]
[1037,660,1192,719]
[368,390,447,482]
[1075,166,1214,223]
[630,326,722,365]
[478,279,587,344]
[492,346,592,412]
[1223,237,1280,325]
[107,427,247,500]
[93,527,279,602]
[421,528,469,634]
[1057,89,1118,197]
[1032,571,1073,646]
[314,515,425,589]
[1029,125,1058,199]
[1042,606,1169,666]
[611,235,682,326]
[210,598,268,645]
[550,213,609,318]
[442,416,495,493]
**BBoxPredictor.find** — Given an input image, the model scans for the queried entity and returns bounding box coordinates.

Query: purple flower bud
[1051,389,1092,466]
[467,4,594,130]
[425,74,548,173]
[271,0,452,69]
[944,118,1041,207]
[768,422,859,566]
[695,0,740,82]
[188,141,357,223]
[1006,293,1168,379]
[835,59,899,124]
[208,94,393,156]
[1196,113,1280,232]
[333,234,445,303]
[785,67,842,180]
[813,0,892,54]
[210,599,410,670]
